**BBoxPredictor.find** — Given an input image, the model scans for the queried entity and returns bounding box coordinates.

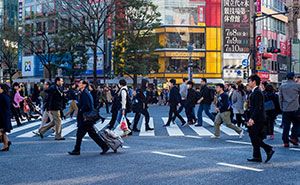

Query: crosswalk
[8,116,286,139]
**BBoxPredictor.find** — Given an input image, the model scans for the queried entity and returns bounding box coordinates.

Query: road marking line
[162,117,184,136]
[203,118,239,136]
[217,162,263,172]
[61,124,77,137]
[94,119,110,132]
[16,119,73,138]
[123,146,130,148]
[151,151,186,158]
[139,117,155,136]
[185,135,202,139]
[9,119,42,135]
[289,148,300,151]
[189,124,213,136]
[226,140,252,145]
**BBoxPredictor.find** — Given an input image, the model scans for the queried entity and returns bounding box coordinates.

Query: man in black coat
[132,79,154,132]
[164,79,186,127]
[247,74,275,163]
[39,77,65,140]
[69,80,109,155]
[185,81,200,125]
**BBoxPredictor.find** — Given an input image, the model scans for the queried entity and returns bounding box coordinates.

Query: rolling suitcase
[100,129,124,153]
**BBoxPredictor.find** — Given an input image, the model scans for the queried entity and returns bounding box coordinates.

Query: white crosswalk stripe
[162,117,184,136]
[8,116,285,138]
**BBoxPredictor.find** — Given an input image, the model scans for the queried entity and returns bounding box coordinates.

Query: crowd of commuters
[0,73,299,162]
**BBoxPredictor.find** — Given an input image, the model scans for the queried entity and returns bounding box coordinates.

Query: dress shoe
[128,132,133,136]
[247,158,262,162]
[195,124,203,127]
[101,118,105,123]
[55,138,65,141]
[265,150,275,163]
[284,143,289,147]
[17,123,23,127]
[68,151,80,155]
[146,127,154,131]
[0,147,9,151]
[132,128,140,132]
[289,139,299,146]
[210,135,220,139]
[100,147,109,155]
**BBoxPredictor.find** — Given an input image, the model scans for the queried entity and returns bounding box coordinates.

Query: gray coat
[232,90,246,114]
[279,80,300,112]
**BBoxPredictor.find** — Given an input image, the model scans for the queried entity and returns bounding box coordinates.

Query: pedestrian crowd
[0,73,299,162]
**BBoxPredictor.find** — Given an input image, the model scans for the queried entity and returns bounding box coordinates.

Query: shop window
[165,57,205,73]
[165,33,205,49]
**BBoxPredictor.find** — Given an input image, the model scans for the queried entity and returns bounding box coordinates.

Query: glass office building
[0,0,18,28]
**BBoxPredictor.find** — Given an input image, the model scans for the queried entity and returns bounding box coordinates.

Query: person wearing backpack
[164,79,187,127]
[196,78,215,127]
[69,80,109,155]
[132,79,154,132]
[186,81,200,125]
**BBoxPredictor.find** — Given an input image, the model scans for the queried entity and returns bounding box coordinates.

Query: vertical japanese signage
[197,6,205,26]
[256,36,262,70]
[223,0,250,53]
[256,0,262,15]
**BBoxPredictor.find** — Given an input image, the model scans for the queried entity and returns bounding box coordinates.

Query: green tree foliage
[114,0,161,87]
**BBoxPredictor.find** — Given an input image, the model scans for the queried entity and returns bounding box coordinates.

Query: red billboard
[257,72,270,80]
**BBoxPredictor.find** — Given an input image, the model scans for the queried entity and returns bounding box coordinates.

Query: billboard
[22,56,34,77]
[223,0,250,53]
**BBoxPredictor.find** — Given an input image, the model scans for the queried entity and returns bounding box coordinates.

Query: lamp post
[187,45,194,81]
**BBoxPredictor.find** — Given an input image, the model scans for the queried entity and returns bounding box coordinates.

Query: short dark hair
[90,84,96,91]
[45,81,51,86]
[183,78,188,82]
[80,79,89,88]
[55,77,62,84]
[0,84,10,97]
[248,74,261,86]
[119,79,126,86]
[187,81,194,87]
[170,79,176,85]
[265,84,274,93]
[216,83,225,90]
[201,78,207,83]
[12,82,19,88]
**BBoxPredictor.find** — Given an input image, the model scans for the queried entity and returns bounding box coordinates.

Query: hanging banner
[223,0,251,53]
[197,6,206,26]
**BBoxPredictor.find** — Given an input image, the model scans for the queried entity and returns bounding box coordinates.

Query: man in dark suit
[164,79,186,127]
[247,74,275,163]
[69,80,109,155]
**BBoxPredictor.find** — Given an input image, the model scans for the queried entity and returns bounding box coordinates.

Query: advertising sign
[223,0,250,53]
[22,56,34,77]
[257,71,270,80]
[256,0,262,15]
[197,6,206,26]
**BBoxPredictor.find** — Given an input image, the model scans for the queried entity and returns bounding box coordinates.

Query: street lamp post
[187,45,194,81]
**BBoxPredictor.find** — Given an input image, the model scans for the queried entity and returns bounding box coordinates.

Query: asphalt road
[1,105,300,185]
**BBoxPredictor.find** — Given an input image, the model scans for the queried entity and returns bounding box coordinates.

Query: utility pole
[187,45,194,81]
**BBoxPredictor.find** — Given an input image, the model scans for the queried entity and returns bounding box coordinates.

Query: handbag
[264,100,275,111]
[120,115,128,130]
[82,90,101,124]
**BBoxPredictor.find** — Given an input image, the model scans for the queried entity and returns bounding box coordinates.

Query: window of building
[165,32,205,49]
[25,6,31,17]
[25,0,34,3]
[36,22,45,34]
[48,20,57,33]
[165,57,205,73]
[36,4,44,16]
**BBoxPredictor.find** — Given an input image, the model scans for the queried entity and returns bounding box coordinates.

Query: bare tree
[0,25,19,84]
[57,0,116,86]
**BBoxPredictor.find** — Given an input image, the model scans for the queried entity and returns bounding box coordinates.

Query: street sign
[242,59,249,66]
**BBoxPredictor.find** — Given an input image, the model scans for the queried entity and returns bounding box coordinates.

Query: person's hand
[178,103,181,107]
[215,108,219,112]
[197,100,201,104]
[247,119,254,127]
[166,102,169,106]
[122,110,125,115]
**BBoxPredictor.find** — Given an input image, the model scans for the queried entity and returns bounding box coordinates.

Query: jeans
[282,110,300,143]
[197,104,215,125]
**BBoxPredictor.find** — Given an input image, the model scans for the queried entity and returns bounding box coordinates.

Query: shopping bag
[120,115,128,130]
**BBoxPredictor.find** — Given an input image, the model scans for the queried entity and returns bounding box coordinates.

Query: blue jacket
[217,92,230,113]
[0,93,12,132]
[77,89,94,127]
[168,86,181,106]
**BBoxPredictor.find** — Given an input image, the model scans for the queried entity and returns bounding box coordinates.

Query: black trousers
[166,105,185,125]
[108,111,131,129]
[11,106,22,126]
[236,114,244,127]
[133,109,150,129]
[105,102,110,113]
[74,124,108,152]
[249,123,272,159]
[186,106,196,122]
[172,100,186,121]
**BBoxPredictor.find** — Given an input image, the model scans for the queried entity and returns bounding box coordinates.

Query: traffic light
[267,47,281,53]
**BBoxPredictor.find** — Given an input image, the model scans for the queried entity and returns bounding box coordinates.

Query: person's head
[183,78,188,84]
[71,82,76,89]
[115,85,120,92]
[286,72,295,81]
[169,79,176,87]
[231,84,237,90]
[187,81,194,89]
[238,84,245,96]
[248,74,261,89]
[55,77,63,86]
[201,78,207,86]
[265,84,274,93]
[79,79,89,91]
[216,83,225,94]
[89,84,96,91]
[119,79,126,87]
[142,79,149,89]
[20,83,24,89]
[12,82,19,90]
[236,80,242,87]
[44,81,51,90]
[0,84,10,96]
[261,81,268,91]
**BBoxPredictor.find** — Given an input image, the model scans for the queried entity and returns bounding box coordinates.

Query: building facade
[149,0,222,84]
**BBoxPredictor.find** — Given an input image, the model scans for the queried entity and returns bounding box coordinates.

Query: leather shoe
[265,150,275,163]
[100,147,109,155]
[146,127,154,131]
[55,138,65,141]
[247,158,262,162]
[132,128,140,132]
[68,151,80,155]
